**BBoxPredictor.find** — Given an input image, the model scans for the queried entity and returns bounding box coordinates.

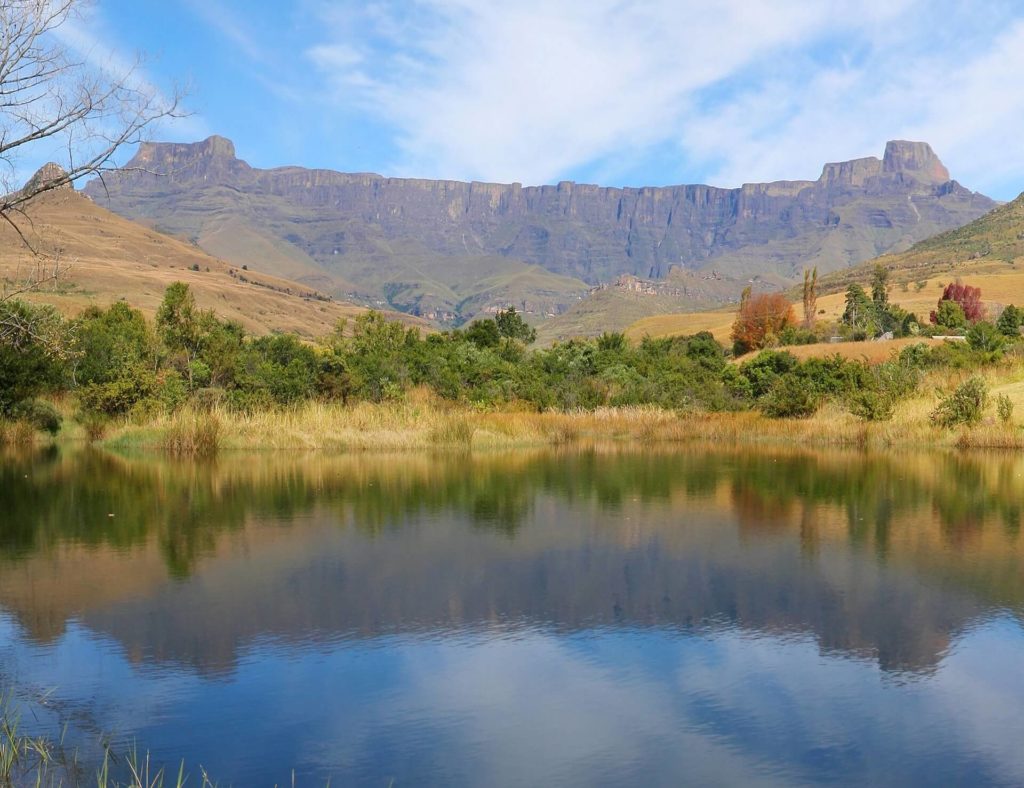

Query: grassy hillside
[0,191,427,337]
[536,269,752,344]
[814,191,1024,295]
[627,191,1024,345]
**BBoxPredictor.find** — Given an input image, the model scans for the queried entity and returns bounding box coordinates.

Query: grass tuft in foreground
[1,695,215,788]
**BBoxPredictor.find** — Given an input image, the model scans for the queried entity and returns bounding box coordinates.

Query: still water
[2,446,1024,786]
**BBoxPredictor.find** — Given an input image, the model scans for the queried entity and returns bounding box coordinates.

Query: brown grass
[0,191,429,339]
[87,377,1024,454]
[0,420,39,446]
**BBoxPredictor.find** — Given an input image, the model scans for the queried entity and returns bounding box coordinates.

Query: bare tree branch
[0,0,184,353]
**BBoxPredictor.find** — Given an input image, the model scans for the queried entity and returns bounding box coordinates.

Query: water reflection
[1,446,1023,785]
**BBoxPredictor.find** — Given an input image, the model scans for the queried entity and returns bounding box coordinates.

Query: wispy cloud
[302,0,1024,197]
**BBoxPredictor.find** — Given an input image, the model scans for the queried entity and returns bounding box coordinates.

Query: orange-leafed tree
[731,289,796,355]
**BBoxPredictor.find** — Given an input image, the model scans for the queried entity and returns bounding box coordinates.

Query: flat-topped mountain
[85,137,997,325]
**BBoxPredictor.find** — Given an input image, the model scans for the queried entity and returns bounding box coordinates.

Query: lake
[2,446,1024,786]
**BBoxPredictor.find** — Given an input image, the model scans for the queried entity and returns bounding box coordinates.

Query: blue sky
[26,0,1024,199]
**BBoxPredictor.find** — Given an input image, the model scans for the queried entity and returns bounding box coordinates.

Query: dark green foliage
[74,302,156,385]
[760,374,821,418]
[9,400,62,435]
[842,284,876,335]
[847,359,920,422]
[495,307,537,344]
[967,321,1006,357]
[997,305,1022,337]
[739,350,799,399]
[235,334,319,406]
[4,281,1016,431]
[898,342,931,368]
[0,300,67,415]
[871,264,890,308]
[931,376,988,428]
[778,325,818,346]
[465,318,501,348]
[155,282,200,356]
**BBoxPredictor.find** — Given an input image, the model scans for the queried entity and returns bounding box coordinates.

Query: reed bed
[0,419,38,447]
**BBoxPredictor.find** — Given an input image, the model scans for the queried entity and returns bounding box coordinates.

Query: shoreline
[6,394,1024,455]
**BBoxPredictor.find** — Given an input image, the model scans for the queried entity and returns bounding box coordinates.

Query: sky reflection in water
[1,446,1023,786]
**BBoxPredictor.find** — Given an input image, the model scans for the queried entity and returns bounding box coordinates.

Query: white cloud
[304,0,1024,197]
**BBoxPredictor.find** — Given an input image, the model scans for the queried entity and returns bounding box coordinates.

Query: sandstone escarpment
[84,137,997,322]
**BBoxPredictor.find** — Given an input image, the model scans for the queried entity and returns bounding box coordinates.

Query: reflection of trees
[1,445,1024,601]
[2,445,1024,675]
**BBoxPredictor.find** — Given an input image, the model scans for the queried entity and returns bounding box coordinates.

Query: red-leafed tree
[930,281,984,324]
[731,289,796,354]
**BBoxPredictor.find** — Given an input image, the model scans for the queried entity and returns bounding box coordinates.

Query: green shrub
[78,374,156,416]
[848,389,895,421]
[9,400,62,435]
[760,374,821,418]
[930,376,988,428]
[997,394,1014,424]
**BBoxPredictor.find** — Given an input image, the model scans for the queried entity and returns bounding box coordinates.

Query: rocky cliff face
[84,137,997,322]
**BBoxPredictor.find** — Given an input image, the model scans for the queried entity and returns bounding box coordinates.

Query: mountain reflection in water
[1,446,1022,786]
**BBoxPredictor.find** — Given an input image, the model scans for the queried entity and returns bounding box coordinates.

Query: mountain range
[84,137,997,329]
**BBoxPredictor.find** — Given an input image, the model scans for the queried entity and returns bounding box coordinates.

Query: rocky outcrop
[21,162,72,194]
[84,137,997,319]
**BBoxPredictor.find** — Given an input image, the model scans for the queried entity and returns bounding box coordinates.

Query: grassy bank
[69,372,1024,454]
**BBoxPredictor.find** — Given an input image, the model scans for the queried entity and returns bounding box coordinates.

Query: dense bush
[931,376,988,428]
[5,279,1024,436]
[0,300,67,415]
[760,374,821,418]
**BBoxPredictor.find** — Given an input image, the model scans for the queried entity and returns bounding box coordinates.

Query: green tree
[75,302,156,385]
[495,307,537,344]
[997,305,1022,337]
[871,264,890,309]
[933,300,968,331]
[967,321,1006,356]
[842,284,876,336]
[156,283,203,385]
[0,301,67,416]
[465,319,501,348]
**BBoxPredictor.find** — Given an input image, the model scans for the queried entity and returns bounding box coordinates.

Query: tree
[841,284,876,336]
[465,318,501,348]
[731,293,796,354]
[997,305,1022,337]
[1,1,181,370]
[932,300,967,331]
[1,1,182,225]
[871,264,890,309]
[802,267,818,329]
[966,321,1005,356]
[495,306,537,344]
[156,282,202,385]
[0,299,66,414]
[931,281,984,324]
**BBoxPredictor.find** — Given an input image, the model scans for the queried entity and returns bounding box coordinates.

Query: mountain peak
[882,140,950,184]
[22,162,71,193]
[197,135,237,159]
[128,135,248,182]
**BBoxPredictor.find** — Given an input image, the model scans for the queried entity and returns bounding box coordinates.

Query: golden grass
[85,366,1024,454]
[0,420,39,447]
[0,191,429,339]
[736,337,950,364]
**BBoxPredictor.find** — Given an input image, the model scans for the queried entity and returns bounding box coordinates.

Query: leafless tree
[0,0,182,316]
